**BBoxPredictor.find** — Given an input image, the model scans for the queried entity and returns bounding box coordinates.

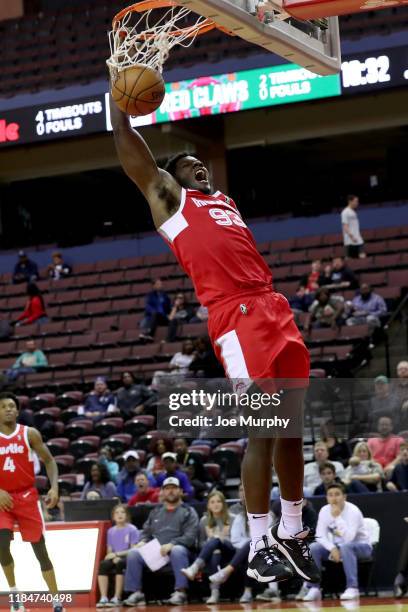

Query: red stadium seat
[59,406,79,424]
[66,319,90,334]
[360,272,386,286]
[309,328,338,343]
[204,463,221,482]
[94,418,124,438]
[69,333,97,349]
[43,336,70,351]
[131,344,160,361]
[188,444,212,458]
[30,393,56,411]
[70,435,101,458]
[35,476,49,493]
[65,419,94,440]
[86,301,112,316]
[103,433,132,454]
[181,322,208,338]
[103,346,132,363]
[95,259,120,273]
[56,391,84,409]
[74,350,103,365]
[54,454,75,473]
[124,416,155,438]
[91,316,118,332]
[51,352,75,366]
[96,330,125,346]
[339,325,370,340]
[46,437,70,455]
[388,270,407,287]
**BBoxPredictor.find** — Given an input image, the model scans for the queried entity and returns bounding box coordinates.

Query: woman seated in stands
[343,441,384,492]
[320,419,351,465]
[11,282,48,327]
[151,339,196,388]
[146,437,174,478]
[81,463,118,500]
[97,504,140,607]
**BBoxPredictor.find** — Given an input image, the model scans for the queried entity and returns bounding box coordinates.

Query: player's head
[0,392,20,425]
[165,153,211,194]
[347,194,359,209]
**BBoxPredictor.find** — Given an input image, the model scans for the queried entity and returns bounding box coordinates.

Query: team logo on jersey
[0,443,24,455]
[240,303,248,315]
[191,197,226,208]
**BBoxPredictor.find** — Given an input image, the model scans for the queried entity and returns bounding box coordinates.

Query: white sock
[10,586,18,592]
[278,498,303,537]
[247,512,269,543]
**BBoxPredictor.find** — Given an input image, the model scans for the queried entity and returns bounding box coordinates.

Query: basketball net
[107,1,229,77]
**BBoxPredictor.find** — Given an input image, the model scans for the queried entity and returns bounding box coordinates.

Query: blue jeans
[6,367,36,381]
[306,542,373,589]
[125,544,190,592]
[199,538,235,574]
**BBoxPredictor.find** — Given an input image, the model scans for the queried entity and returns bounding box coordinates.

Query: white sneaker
[302,587,322,601]
[206,589,220,604]
[96,597,109,607]
[181,561,202,581]
[239,590,253,603]
[166,591,187,605]
[295,584,309,600]
[340,588,360,600]
[106,596,122,606]
[123,592,146,606]
[209,568,229,585]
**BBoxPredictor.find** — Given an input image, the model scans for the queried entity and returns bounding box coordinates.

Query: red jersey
[159,189,272,307]
[0,424,35,492]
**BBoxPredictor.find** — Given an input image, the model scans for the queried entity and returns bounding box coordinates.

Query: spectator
[346,284,387,329]
[123,477,199,606]
[320,419,351,465]
[155,452,194,500]
[271,498,317,531]
[5,339,48,381]
[47,251,72,280]
[368,375,401,429]
[341,194,365,259]
[128,472,160,505]
[146,437,174,477]
[393,361,408,407]
[12,283,47,326]
[300,260,321,293]
[305,288,344,331]
[300,483,372,601]
[386,442,408,492]
[304,441,345,496]
[318,262,332,287]
[167,293,194,341]
[117,450,155,502]
[343,441,383,492]
[182,491,233,604]
[81,463,118,500]
[80,377,117,422]
[97,504,140,607]
[229,482,245,517]
[139,278,171,340]
[174,437,210,485]
[394,517,408,598]
[151,339,196,388]
[115,371,157,417]
[12,251,39,284]
[313,461,369,496]
[98,446,120,483]
[327,257,359,290]
[189,337,223,378]
[289,286,315,326]
[367,416,404,470]
[190,305,208,323]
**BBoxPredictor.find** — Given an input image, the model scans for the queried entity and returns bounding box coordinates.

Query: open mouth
[195,168,207,182]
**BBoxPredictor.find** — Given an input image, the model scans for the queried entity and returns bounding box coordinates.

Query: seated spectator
[368,375,401,430]
[167,293,194,341]
[190,305,208,323]
[155,452,194,500]
[151,339,196,388]
[300,260,321,293]
[343,442,383,492]
[367,416,404,471]
[80,377,117,422]
[304,441,345,496]
[128,473,160,505]
[47,251,72,280]
[386,442,408,492]
[313,461,369,496]
[393,361,408,407]
[146,437,174,478]
[289,286,315,325]
[12,283,47,326]
[304,288,344,331]
[81,464,118,500]
[320,419,351,465]
[97,504,140,607]
[115,371,157,417]
[394,517,408,598]
[174,436,210,486]
[346,283,387,329]
[271,498,317,531]
[12,251,39,284]
[324,257,359,290]
[318,262,332,287]
[189,337,223,378]
[123,477,199,606]
[5,339,48,381]
[139,278,171,340]
[98,445,120,483]
[300,483,372,602]
[182,491,233,604]
[117,450,155,502]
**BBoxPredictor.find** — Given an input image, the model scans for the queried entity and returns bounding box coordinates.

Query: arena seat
[69,435,101,458]
[46,437,70,455]
[54,454,75,474]
[94,418,124,439]
[124,416,155,438]
[65,419,94,440]
[103,433,132,454]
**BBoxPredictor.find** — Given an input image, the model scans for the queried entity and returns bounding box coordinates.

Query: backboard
[177,0,341,75]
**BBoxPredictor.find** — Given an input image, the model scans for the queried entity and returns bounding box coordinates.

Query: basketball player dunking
[110,96,319,584]
[0,392,63,612]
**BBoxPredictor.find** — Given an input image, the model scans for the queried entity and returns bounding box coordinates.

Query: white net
[107,5,214,76]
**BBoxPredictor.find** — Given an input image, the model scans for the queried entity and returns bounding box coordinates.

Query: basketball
[111,63,166,116]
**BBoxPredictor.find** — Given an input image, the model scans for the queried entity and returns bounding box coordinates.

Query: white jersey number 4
[3,457,16,472]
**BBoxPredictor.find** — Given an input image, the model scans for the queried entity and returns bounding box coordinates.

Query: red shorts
[0,487,45,542]
[208,290,310,390]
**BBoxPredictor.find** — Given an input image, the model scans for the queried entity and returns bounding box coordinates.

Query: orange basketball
[111,64,166,117]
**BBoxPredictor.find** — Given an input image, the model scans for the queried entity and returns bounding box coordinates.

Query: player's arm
[28,428,59,508]
[109,95,180,226]
[342,222,356,243]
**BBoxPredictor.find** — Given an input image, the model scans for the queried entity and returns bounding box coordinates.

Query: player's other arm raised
[28,428,59,508]
[109,95,180,226]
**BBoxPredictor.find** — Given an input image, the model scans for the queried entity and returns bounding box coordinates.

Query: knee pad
[31,537,53,572]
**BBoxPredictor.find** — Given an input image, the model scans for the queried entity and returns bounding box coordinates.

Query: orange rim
[112,0,234,37]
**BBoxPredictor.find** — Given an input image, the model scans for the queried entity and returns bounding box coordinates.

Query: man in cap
[155,452,194,500]
[368,375,400,430]
[117,450,155,502]
[124,476,199,606]
[82,377,117,421]
[12,251,39,284]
